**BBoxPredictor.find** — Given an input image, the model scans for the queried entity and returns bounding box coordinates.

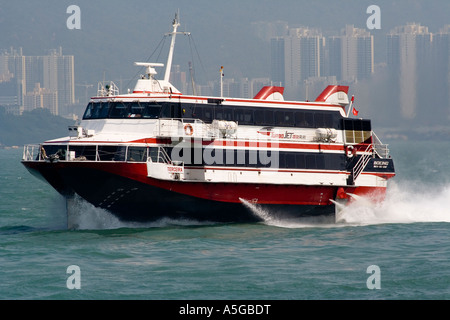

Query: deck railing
[372,131,390,158]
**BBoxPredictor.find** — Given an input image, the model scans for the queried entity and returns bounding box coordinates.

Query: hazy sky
[1,0,449,101]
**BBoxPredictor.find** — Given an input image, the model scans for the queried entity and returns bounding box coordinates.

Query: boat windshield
[83,102,163,119]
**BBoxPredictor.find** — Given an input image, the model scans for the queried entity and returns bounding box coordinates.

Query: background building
[0,47,74,116]
[270,27,325,99]
[433,25,450,122]
[387,23,433,121]
[328,25,374,82]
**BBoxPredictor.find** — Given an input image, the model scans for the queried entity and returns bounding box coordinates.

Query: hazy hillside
[0,108,75,146]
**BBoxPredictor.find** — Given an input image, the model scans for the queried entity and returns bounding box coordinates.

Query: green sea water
[0,141,449,301]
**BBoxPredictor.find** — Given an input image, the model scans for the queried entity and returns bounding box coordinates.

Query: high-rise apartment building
[270,27,325,98]
[0,47,74,115]
[23,83,58,114]
[387,23,432,120]
[433,25,450,121]
[328,25,374,82]
[270,37,285,87]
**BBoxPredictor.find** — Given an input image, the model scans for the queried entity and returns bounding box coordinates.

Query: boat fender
[346,145,356,158]
[184,124,194,136]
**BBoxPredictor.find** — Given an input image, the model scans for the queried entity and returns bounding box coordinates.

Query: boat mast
[164,12,190,83]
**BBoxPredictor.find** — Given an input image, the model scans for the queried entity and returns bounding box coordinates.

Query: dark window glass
[286,153,296,168]
[254,110,264,125]
[127,147,147,162]
[275,111,284,126]
[284,111,294,126]
[68,145,97,161]
[296,154,305,168]
[323,113,333,127]
[362,120,371,131]
[98,102,110,118]
[181,103,194,118]
[315,113,324,127]
[109,102,129,118]
[223,107,233,121]
[278,153,286,168]
[306,155,316,169]
[353,120,363,131]
[160,103,171,118]
[264,110,274,126]
[243,109,253,125]
[128,102,144,118]
[83,102,108,119]
[305,112,314,127]
[113,146,127,161]
[83,103,95,119]
[148,147,159,162]
[98,146,120,161]
[203,106,213,123]
[215,108,224,120]
[295,111,306,127]
[316,155,325,169]
[143,103,161,119]
[234,109,243,123]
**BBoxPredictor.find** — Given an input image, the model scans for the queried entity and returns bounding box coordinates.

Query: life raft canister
[184,123,194,136]
[345,145,356,158]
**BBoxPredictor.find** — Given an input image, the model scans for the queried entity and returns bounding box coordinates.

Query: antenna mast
[164,12,190,83]
[189,61,197,95]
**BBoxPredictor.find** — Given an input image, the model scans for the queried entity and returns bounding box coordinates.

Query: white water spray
[239,198,276,223]
[240,180,450,228]
[65,195,214,230]
[239,197,335,228]
[64,179,450,230]
[337,181,450,225]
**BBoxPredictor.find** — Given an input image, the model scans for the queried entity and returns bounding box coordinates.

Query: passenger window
[203,107,213,123]
[284,111,294,127]
[254,110,264,125]
[128,102,144,118]
[143,104,161,119]
[264,110,274,126]
[243,109,253,125]
[127,147,147,162]
[306,155,316,169]
[160,103,171,118]
[223,108,233,121]
[83,103,95,119]
[305,112,314,127]
[148,147,159,162]
[109,102,129,118]
[275,111,284,126]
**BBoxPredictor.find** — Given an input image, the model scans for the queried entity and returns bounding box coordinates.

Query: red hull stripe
[24,161,388,205]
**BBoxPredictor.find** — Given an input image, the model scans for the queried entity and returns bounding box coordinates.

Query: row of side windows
[182,103,342,129]
[170,147,347,170]
[83,101,344,129]
[41,144,347,170]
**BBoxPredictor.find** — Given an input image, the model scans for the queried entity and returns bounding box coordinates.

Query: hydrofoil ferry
[22,15,395,226]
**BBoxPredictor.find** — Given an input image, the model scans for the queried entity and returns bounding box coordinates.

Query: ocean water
[0,140,449,301]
